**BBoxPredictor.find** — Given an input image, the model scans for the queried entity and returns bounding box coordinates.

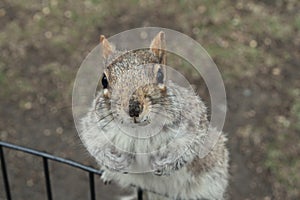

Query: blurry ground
[0,0,299,199]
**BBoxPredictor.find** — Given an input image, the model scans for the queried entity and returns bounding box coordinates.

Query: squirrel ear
[100,35,114,59]
[150,31,166,64]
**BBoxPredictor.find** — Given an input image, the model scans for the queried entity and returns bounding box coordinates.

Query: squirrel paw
[151,154,175,176]
[101,171,113,185]
[152,162,172,176]
[151,152,188,176]
[101,148,133,172]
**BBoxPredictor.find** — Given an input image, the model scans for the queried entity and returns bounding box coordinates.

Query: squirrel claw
[152,165,171,176]
[154,169,163,176]
[101,171,113,185]
[104,180,111,185]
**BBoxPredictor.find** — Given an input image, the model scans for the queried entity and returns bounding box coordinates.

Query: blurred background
[0,0,299,199]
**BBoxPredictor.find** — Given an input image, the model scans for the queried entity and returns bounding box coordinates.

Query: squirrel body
[80,32,229,200]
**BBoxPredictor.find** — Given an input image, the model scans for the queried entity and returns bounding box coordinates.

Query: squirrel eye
[101,73,108,88]
[156,68,164,84]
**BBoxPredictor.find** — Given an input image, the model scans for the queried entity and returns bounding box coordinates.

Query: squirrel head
[99,32,171,125]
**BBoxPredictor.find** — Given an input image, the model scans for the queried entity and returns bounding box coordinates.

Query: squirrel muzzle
[128,98,143,118]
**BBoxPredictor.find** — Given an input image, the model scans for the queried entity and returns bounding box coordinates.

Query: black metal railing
[0,141,143,200]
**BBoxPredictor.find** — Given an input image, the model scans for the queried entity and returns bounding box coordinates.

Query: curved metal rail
[0,141,143,200]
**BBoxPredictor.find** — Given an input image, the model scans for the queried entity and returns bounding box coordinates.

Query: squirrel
[80,31,229,200]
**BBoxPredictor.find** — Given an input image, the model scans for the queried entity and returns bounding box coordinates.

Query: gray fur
[79,33,229,200]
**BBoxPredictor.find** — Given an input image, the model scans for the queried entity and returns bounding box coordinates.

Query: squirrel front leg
[150,144,196,176]
[95,145,134,173]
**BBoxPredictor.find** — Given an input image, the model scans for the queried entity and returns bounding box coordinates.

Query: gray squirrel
[80,31,229,200]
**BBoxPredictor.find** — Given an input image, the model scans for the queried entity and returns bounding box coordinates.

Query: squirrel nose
[129,100,142,118]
